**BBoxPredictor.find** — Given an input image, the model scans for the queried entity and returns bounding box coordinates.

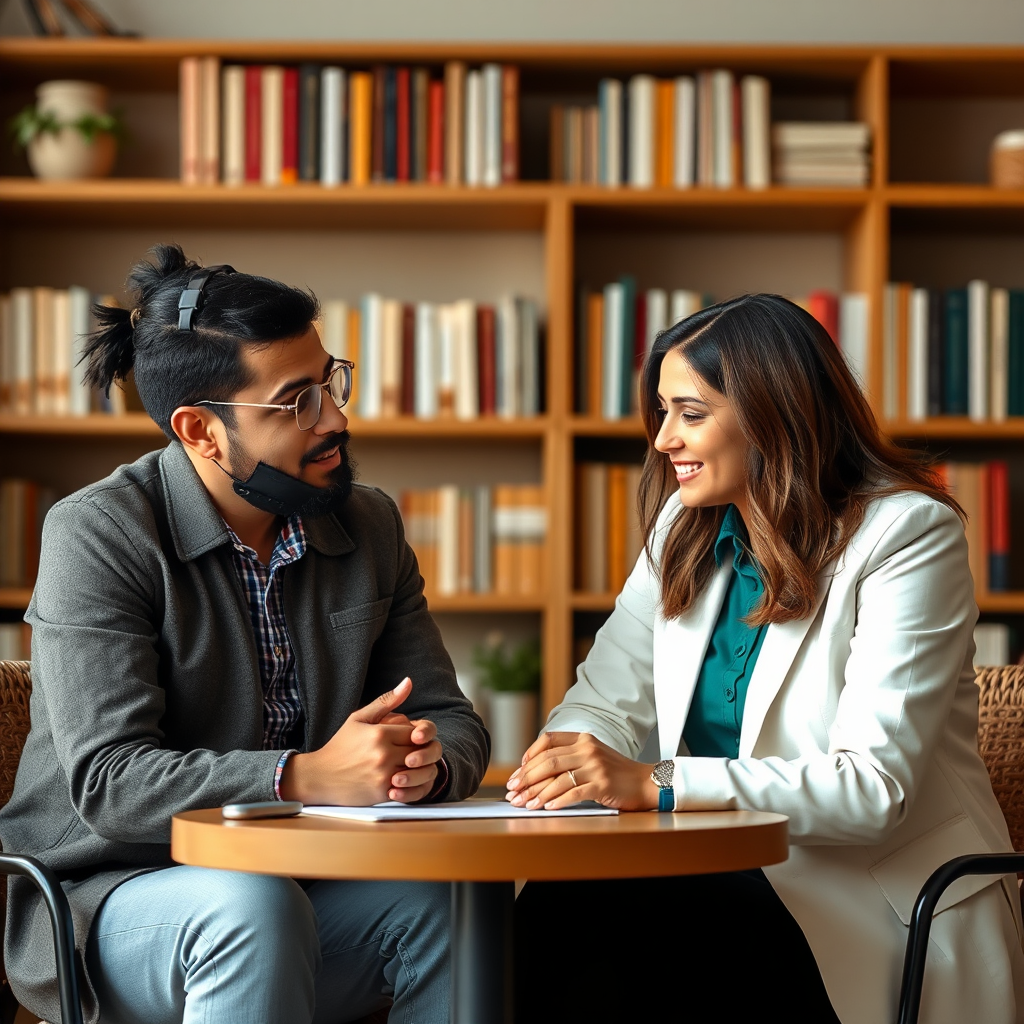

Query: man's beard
[225,428,358,518]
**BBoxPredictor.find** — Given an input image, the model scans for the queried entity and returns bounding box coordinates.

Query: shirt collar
[225,513,308,571]
[713,504,755,573]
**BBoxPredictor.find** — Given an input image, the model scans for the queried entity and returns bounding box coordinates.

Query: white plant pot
[26,80,117,181]
[487,691,538,765]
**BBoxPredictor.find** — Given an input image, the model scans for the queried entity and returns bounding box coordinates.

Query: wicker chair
[896,664,1024,1024]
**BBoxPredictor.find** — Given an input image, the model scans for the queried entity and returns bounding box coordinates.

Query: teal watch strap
[658,787,674,812]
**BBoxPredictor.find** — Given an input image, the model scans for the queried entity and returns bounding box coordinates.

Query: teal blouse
[682,505,768,759]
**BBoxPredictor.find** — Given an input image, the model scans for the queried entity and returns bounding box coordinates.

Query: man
[0,245,489,1024]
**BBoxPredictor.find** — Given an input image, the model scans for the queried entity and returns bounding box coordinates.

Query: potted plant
[473,633,541,764]
[9,80,124,180]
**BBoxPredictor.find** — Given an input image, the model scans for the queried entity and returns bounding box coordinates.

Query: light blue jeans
[84,865,450,1024]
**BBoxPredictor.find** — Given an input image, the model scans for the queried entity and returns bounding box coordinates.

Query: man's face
[223,326,356,513]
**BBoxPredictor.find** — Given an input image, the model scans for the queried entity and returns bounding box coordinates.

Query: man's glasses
[197,359,354,431]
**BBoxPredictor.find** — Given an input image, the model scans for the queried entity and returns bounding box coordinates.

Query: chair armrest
[0,854,83,1024]
[896,852,1024,1024]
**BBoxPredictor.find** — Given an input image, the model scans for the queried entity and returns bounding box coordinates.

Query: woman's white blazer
[546,490,1024,1024]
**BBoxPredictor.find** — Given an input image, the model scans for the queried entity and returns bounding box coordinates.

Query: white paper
[301,800,618,823]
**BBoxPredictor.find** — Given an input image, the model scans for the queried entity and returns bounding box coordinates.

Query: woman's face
[653,348,751,521]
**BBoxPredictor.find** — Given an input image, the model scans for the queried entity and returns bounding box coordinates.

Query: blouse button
[735,643,746,656]
[725,687,735,702]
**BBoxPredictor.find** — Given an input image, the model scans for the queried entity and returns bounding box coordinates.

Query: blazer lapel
[654,563,731,760]
[738,569,833,758]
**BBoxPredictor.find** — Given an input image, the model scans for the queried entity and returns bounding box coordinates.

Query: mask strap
[178,264,236,331]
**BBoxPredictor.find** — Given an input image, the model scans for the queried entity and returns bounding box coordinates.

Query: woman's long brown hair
[638,293,962,625]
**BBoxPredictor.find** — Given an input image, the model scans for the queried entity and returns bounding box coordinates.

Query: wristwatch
[650,759,675,812]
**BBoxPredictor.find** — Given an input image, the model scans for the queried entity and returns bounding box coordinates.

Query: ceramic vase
[27,80,117,181]
[487,691,538,764]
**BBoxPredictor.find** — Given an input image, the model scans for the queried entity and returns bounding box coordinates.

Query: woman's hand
[504,731,661,811]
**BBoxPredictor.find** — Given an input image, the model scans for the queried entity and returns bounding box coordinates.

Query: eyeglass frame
[195,358,354,431]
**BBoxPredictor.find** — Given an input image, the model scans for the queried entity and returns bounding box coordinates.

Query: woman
[508,294,1024,1024]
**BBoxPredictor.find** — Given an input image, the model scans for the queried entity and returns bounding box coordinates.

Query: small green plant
[472,633,541,693]
[8,105,126,152]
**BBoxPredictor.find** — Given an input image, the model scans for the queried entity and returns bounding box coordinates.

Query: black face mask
[229,460,331,517]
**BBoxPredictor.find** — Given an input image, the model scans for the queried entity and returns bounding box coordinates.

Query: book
[944,288,970,416]
[587,291,604,418]
[380,298,402,418]
[988,460,1010,592]
[0,295,10,413]
[33,286,55,415]
[497,297,519,419]
[838,293,869,393]
[437,484,459,595]
[414,302,439,418]
[395,66,411,182]
[401,303,416,415]
[968,279,990,422]
[427,79,445,183]
[412,67,430,182]
[607,463,628,593]
[444,61,466,186]
[627,74,655,189]
[478,304,496,416]
[673,76,695,188]
[473,485,492,593]
[464,69,483,187]
[974,623,1010,667]
[453,299,479,420]
[492,484,519,594]
[68,285,91,415]
[179,57,201,184]
[320,67,345,187]
[482,63,502,188]
[670,289,702,325]
[807,289,838,344]
[927,289,944,418]
[549,105,565,182]
[458,489,475,593]
[244,65,262,182]
[711,69,734,188]
[645,288,668,356]
[1010,291,1024,416]
[10,288,32,416]
[501,65,519,183]
[619,276,637,416]
[741,75,770,189]
[382,65,397,182]
[655,79,674,188]
[599,78,622,188]
[602,281,624,419]
[261,66,284,186]
[349,72,373,185]
[517,484,546,594]
[221,64,246,186]
[577,463,608,592]
[991,287,1009,423]
[199,56,220,184]
[281,66,299,185]
[907,287,929,421]
[298,63,321,182]
[359,293,383,418]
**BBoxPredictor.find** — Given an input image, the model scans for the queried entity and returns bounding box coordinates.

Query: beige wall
[1,0,1023,44]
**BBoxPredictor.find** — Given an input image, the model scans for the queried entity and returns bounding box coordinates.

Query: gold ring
[567,769,578,788]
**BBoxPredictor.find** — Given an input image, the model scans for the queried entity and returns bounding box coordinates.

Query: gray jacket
[0,441,489,1023]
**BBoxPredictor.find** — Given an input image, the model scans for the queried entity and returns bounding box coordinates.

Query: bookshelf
[4,40,1024,786]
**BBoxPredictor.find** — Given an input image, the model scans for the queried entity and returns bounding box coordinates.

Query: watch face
[651,759,673,788]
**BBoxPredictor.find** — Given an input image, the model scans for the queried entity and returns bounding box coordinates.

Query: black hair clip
[177,264,236,331]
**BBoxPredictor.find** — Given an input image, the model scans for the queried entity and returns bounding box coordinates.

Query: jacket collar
[159,442,356,562]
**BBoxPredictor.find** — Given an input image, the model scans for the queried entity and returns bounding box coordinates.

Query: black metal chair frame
[0,852,84,1024]
[896,852,1024,1024]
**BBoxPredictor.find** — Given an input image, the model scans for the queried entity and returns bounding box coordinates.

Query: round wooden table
[172,806,788,1023]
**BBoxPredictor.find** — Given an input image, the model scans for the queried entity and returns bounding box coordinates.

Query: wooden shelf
[0,588,33,610]
[570,417,645,437]
[885,418,1024,440]
[978,594,1024,615]
[572,592,618,611]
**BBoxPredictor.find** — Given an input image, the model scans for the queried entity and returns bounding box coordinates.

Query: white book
[741,75,770,189]
[68,285,92,416]
[221,64,245,186]
[670,289,702,325]
[10,287,33,416]
[0,623,24,662]
[33,286,55,415]
[320,67,345,187]
[0,295,10,413]
[990,287,1009,423]
[599,78,622,188]
[696,71,714,186]
[414,302,439,419]
[712,69,734,189]
[321,300,350,361]
[968,278,990,422]
[436,484,460,595]
[437,303,457,417]
[772,122,871,150]
[974,623,1010,667]
[464,70,484,187]
[179,57,201,184]
[907,287,929,421]
[672,76,695,189]
[645,288,668,354]
[497,297,519,419]
[627,74,655,189]
[200,56,221,185]
[52,289,70,416]
[602,282,624,419]
[839,292,870,394]
[261,66,284,187]
[518,298,540,417]
[482,63,502,188]
[453,299,478,420]
[473,485,492,593]
[882,284,897,419]
[359,293,383,419]
[380,298,403,418]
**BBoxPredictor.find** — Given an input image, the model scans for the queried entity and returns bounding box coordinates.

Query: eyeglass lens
[295,363,352,429]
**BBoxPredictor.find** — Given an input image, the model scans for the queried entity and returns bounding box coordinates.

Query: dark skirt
[514,870,843,1023]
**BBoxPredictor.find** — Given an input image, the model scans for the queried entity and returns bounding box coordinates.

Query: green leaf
[6,104,127,153]
[472,637,541,692]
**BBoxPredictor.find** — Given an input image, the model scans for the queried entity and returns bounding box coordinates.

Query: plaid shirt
[225,515,306,795]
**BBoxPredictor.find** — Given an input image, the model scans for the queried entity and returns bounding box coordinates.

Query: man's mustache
[300,430,350,468]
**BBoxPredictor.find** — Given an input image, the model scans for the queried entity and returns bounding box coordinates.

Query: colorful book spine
[988,460,1010,592]
[281,66,299,184]
[221,64,246,186]
[298,63,321,182]
[244,65,262,182]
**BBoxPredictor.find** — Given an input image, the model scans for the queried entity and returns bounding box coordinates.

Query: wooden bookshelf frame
[4,41,1024,773]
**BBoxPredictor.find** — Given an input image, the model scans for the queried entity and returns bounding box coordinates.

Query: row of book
[321,296,543,420]
[573,281,869,418]
[939,460,1011,594]
[181,57,520,187]
[0,479,55,588]
[0,624,30,662]
[401,484,546,596]
[773,122,871,188]
[0,287,119,417]
[575,462,645,594]
[882,281,1024,422]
